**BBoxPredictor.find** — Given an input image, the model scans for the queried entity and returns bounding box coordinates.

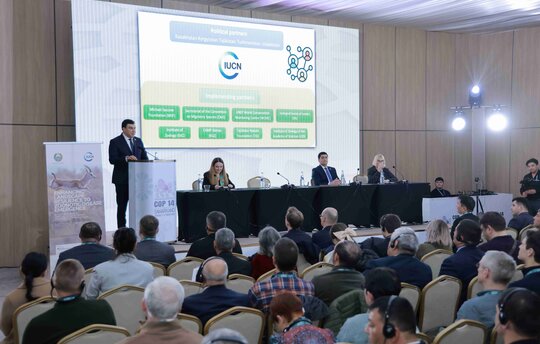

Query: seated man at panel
[282,206,320,264]
[508,197,534,231]
[360,214,402,258]
[337,267,401,344]
[22,259,116,344]
[450,195,479,242]
[430,177,451,198]
[457,250,516,329]
[56,222,114,269]
[364,296,421,344]
[186,211,242,260]
[311,151,340,186]
[134,215,176,267]
[509,230,540,294]
[365,227,432,289]
[495,288,540,344]
[248,238,315,313]
[312,207,338,252]
[182,257,250,326]
[195,228,251,282]
[312,241,365,305]
[479,212,520,260]
[119,276,202,344]
[440,219,484,304]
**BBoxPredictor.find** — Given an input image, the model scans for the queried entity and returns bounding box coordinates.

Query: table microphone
[392,165,407,183]
[277,172,291,187]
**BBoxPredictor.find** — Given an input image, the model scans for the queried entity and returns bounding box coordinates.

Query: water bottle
[299,171,305,186]
[260,171,265,188]
[340,170,346,185]
[197,174,203,191]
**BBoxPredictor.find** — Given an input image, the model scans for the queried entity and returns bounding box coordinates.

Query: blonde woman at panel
[367,154,397,184]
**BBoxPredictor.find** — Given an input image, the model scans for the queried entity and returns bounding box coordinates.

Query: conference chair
[97,285,145,335]
[203,306,265,344]
[399,282,421,314]
[227,274,255,294]
[519,225,537,241]
[13,296,55,344]
[416,332,432,344]
[300,262,334,281]
[421,249,453,279]
[247,176,271,188]
[57,324,130,344]
[296,253,311,275]
[191,180,199,191]
[467,276,483,299]
[352,175,368,184]
[490,326,504,344]
[418,275,461,335]
[432,319,486,344]
[177,313,203,334]
[149,262,166,278]
[167,256,204,281]
[179,280,203,297]
[257,268,276,282]
[511,264,525,284]
[323,250,334,264]
[506,227,518,240]
[232,252,249,261]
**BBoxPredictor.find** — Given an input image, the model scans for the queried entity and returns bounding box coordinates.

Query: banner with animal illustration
[44,142,105,264]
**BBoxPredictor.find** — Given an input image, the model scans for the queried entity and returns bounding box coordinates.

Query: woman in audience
[250,226,281,279]
[416,219,452,259]
[323,223,348,263]
[1,252,50,344]
[85,227,153,299]
[269,292,334,344]
[203,157,235,190]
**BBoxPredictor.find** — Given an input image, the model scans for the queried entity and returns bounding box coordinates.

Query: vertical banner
[44,142,105,264]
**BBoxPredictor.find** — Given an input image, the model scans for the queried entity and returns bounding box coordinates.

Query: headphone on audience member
[199,256,226,284]
[49,266,86,299]
[383,295,397,339]
[498,288,527,325]
[389,235,401,249]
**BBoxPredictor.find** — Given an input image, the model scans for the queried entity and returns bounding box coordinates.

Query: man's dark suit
[450,213,479,244]
[312,226,333,252]
[134,239,176,267]
[186,233,242,260]
[312,165,338,186]
[109,134,148,228]
[508,212,534,231]
[283,228,320,264]
[439,245,484,304]
[367,166,397,184]
[181,285,250,326]
[360,237,390,258]
[365,254,432,289]
[57,243,115,270]
[195,251,252,282]
[509,266,540,295]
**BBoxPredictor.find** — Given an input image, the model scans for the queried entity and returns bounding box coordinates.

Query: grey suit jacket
[134,239,176,267]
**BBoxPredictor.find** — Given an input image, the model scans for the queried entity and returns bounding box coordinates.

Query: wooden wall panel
[427,131,455,193]
[0,0,14,124]
[486,130,510,193]
[510,128,540,196]
[453,130,472,192]
[396,28,426,130]
[57,126,76,142]
[363,24,395,131]
[455,34,479,106]
[396,131,426,181]
[55,0,75,126]
[478,31,513,106]
[362,131,396,174]
[163,0,209,12]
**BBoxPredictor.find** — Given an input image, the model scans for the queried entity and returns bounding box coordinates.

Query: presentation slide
[138,12,316,148]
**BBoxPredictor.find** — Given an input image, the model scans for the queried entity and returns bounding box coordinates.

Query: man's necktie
[129,138,134,154]
[324,167,332,183]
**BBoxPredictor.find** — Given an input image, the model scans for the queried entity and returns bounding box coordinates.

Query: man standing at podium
[109,119,148,228]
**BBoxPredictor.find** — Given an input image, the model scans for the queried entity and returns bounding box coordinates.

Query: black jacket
[367,166,397,184]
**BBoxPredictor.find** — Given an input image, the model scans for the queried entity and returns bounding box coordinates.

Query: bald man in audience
[312,207,338,252]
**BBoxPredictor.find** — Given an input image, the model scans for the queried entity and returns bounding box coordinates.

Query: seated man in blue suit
[181,256,250,326]
[311,152,340,186]
[312,207,338,252]
[365,227,432,289]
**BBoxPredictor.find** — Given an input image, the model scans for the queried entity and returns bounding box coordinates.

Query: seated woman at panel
[367,154,397,184]
[85,227,153,299]
[1,252,51,344]
[415,219,452,259]
[203,157,235,190]
[250,226,281,280]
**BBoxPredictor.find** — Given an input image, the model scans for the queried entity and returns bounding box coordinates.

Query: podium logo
[53,153,63,162]
[219,51,241,80]
[84,152,94,162]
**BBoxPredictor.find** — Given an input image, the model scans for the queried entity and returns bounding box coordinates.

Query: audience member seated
[86,227,154,299]
[282,206,320,264]
[415,219,452,259]
[366,227,432,289]
[323,223,348,262]
[337,267,401,344]
[195,228,251,282]
[430,177,451,198]
[457,250,516,328]
[134,215,176,267]
[1,252,51,344]
[250,226,281,280]
[479,212,520,260]
[313,241,365,305]
[22,259,115,344]
[509,230,540,294]
[269,292,334,344]
[534,209,540,227]
[508,197,534,231]
[360,214,402,258]
[495,288,540,344]
[450,195,479,243]
[201,328,248,344]
[312,207,338,252]
[118,276,202,344]
[183,257,250,326]
[440,219,484,304]
[186,211,242,260]
[56,222,114,269]
[248,238,315,313]
[364,296,419,344]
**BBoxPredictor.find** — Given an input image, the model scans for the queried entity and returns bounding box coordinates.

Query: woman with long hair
[203,157,235,190]
[416,219,452,259]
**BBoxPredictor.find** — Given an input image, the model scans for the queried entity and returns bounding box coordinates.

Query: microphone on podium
[277,172,293,188]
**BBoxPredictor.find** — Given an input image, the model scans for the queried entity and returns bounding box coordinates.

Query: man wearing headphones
[495,288,540,344]
[22,259,116,344]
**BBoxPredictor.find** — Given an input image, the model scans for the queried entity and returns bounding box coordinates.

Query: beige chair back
[467,276,483,299]
[519,226,538,241]
[204,306,265,344]
[227,274,255,294]
[247,177,271,188]
[13,296,55,344]
[97,285,145,335]
[399,283,421,314]
[257,268,276,282]
[167,257,204,281]
[506,228,518,240]
[150,262,166,278]
[178,313,203,334]
[296,254,311,275]
[180,280,203,297]
[353,175,368,184]
[490,326,504,344]
[300,262,334,281]
[82,268,93,298]
[416,332,432,344]
[232,253,249,261]
[510,265,524,284]
[419,275,461,334]
[433,319,486,344]
[421,249,453,279]
[323,250,334,264]
[57,324,130,344]
[192,180,199,191]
